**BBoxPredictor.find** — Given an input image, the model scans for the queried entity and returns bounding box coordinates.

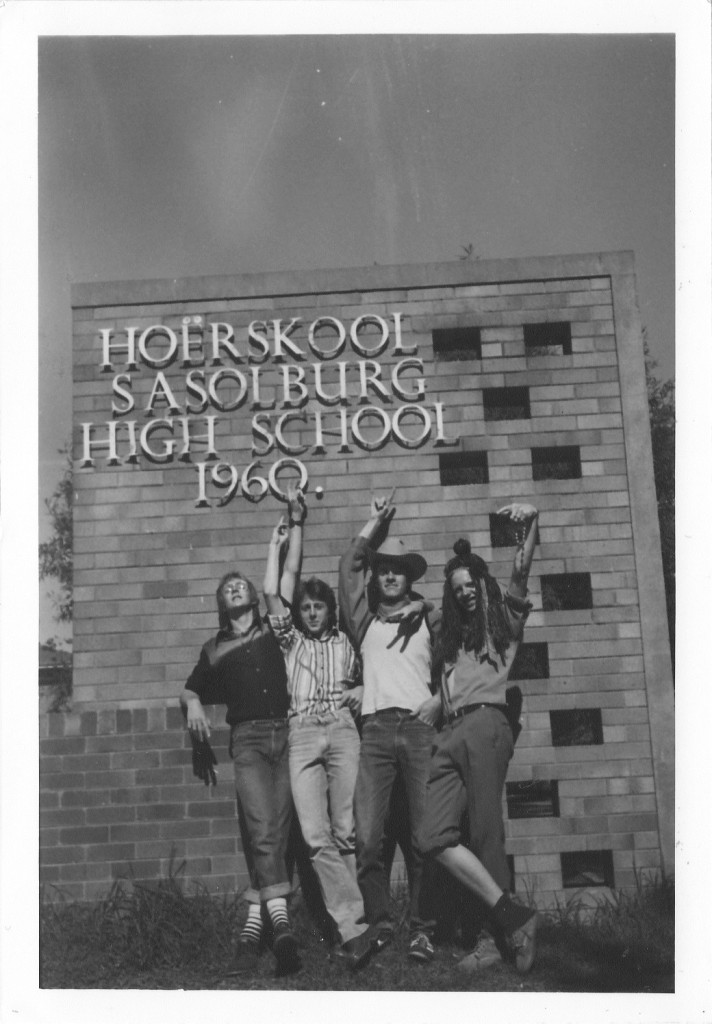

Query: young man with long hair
[419,502,541,974]
[263,487,372,970]
[180,567,299,977]
[339,492,441,963]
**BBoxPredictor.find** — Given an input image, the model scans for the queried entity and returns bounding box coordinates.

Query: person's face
[299,597,330,638]
[450,568,479,615]
[220,577,254,614]
[376,560,408,603]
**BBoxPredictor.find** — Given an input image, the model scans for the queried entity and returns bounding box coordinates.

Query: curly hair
[293,577,337,634]
[434,538,513,672]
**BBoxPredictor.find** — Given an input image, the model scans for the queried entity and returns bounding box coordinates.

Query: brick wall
[39,705,242,902]
[45,252,673,906]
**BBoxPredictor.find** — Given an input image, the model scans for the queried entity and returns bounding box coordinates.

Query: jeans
[354,709,434,932]
[288,708,367,944]
[419,706,514,891]
[232,718,293,904]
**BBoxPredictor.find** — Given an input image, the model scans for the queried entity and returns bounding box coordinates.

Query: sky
[36,28,678,640]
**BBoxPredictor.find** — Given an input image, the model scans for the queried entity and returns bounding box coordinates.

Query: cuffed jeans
[354,709,434,933]
[232,718,292,904]
[419,706,514,891]
[288,708,367,944]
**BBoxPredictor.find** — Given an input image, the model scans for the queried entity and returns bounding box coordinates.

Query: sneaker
[408,931,435,963]
[272,921,301,974]
[225,937,259,976]
[506,911,538,974]
[330,929,373,971]
[456,934,502,973]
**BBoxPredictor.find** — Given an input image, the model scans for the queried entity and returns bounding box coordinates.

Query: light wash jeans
[288,708,367,944]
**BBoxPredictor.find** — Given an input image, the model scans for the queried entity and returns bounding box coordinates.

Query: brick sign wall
[38,252,673,904]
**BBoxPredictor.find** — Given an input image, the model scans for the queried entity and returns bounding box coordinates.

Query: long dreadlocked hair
[434,538,513,674]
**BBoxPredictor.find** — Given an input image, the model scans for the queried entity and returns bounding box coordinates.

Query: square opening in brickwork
[524,321,572,355]
[541,572,593,611]
[483,386,531,421]
[550,708,603,746]
[531,445,582,481]
[561,850,614,889]
[432,326,482,361]
[439,450,489,486]
[506,780,560,819]
[489,512,539,548]
[506,854,516,892]
[509,643,550,681]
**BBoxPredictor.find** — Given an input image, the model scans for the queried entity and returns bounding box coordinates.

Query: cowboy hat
[367,537,427,582]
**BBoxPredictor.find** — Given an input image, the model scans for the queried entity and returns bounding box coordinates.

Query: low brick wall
[39,704,244,902]
[40,700,661,907]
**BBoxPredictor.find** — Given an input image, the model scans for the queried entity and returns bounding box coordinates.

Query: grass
[537,872,675,992]
[40,864,674,992]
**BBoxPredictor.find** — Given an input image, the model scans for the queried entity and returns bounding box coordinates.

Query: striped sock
[266,897,289,930]
[240,903,263,945]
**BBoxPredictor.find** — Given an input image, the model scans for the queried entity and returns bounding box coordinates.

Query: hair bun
[453,538,471,558]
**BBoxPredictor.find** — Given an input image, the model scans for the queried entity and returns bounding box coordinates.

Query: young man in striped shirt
[264,488,372,970]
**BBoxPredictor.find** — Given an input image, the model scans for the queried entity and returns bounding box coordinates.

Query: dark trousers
[353,709,434,932]
[232,718,293,903]
[420,706,514,891]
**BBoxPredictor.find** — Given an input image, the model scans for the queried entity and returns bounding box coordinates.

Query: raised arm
[282,485,306,606]
[359,488,396,542]
[263,516,290,616]
[497,502,539,599]
[339,490,397,645]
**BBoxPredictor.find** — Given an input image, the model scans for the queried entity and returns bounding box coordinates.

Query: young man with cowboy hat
[339,491,441,963]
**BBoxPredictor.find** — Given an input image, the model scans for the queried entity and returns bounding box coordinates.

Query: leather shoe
[331,930,373,970]
[506,912,538,974]
[272,921,301,974]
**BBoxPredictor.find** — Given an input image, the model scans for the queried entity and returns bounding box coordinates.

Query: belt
[363,706,413,721]
[445,702,508,726]
[232,716,289,727]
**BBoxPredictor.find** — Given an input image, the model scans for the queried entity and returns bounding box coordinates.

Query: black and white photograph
[1,2,708,1021]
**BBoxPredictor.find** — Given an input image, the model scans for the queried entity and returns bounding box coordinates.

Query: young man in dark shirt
[180,571,298,976]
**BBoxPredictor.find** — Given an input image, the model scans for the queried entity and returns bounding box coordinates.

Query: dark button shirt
[186,619,289,725]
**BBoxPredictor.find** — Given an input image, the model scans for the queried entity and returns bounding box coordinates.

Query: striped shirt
[268,610,357,718]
